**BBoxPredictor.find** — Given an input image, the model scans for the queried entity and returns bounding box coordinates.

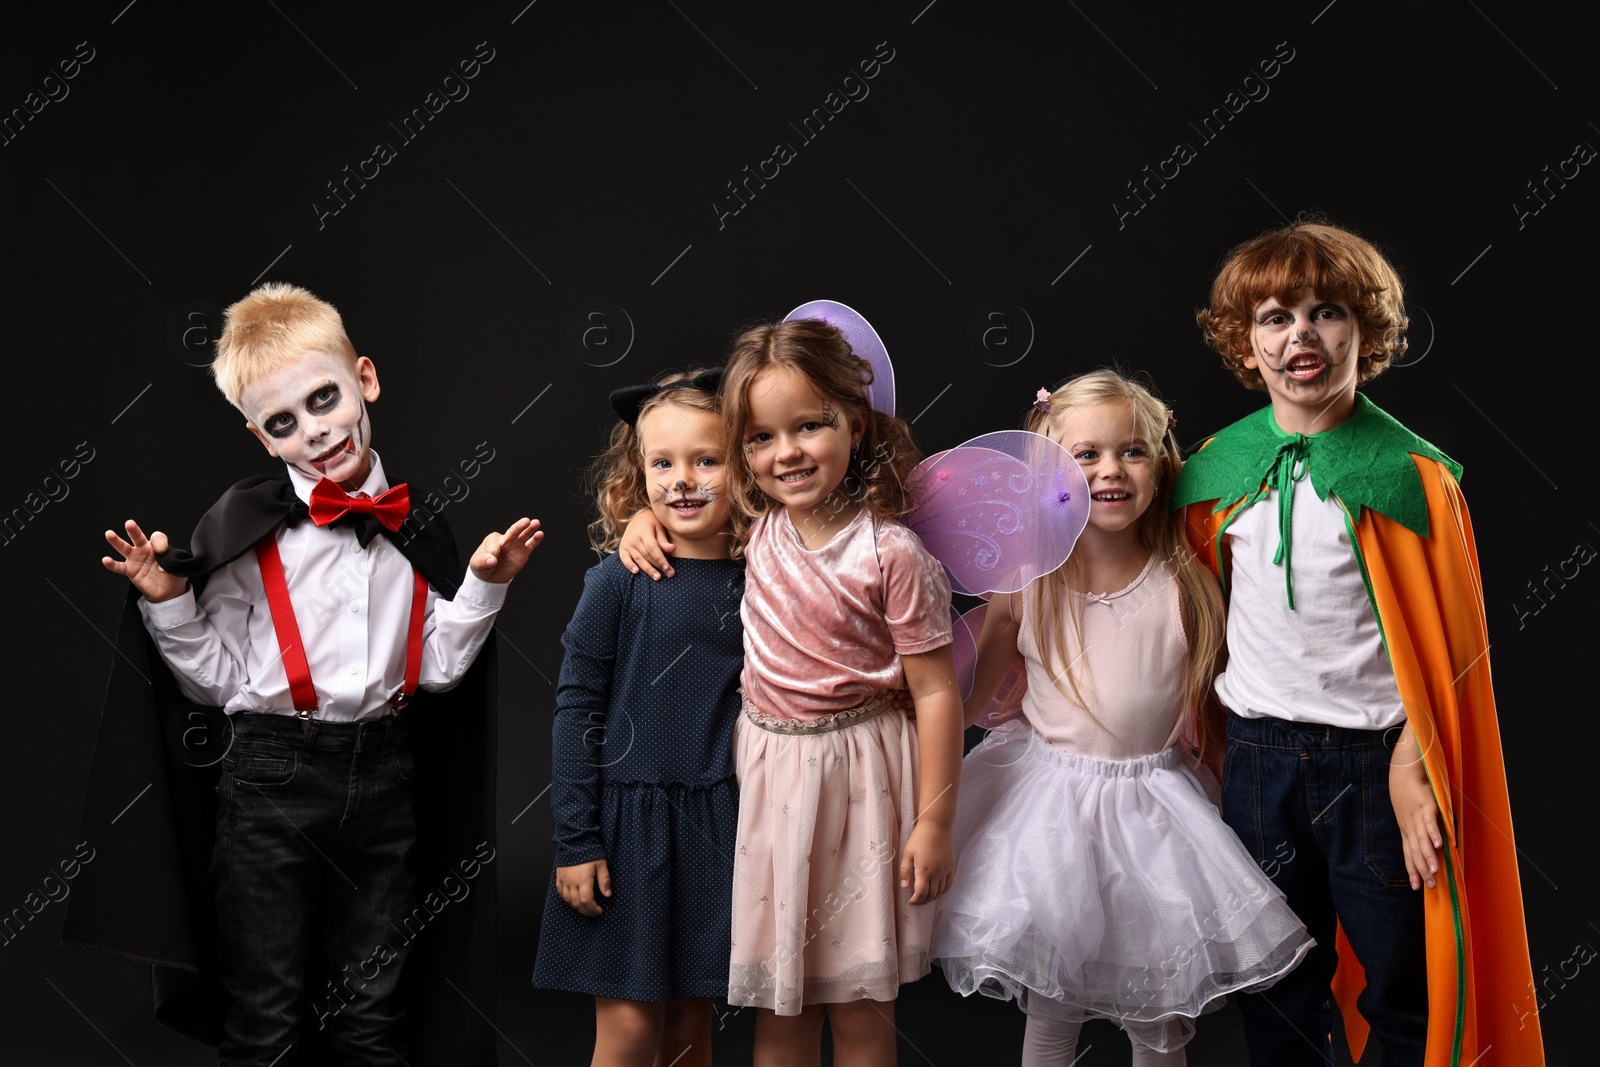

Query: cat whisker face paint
[637,405,733,559]
[661,481,717,512]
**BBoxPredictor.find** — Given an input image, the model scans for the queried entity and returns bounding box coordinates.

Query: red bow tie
[308,478,410,532]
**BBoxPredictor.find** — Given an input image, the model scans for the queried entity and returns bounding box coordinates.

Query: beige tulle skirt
[727,695,933,1014]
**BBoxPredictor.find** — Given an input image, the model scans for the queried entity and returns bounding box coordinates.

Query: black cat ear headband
[608,367,725,426]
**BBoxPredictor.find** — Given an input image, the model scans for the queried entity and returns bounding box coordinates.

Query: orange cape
[1184,454,1543,1066]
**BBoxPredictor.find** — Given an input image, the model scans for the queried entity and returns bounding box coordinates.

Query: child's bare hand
[555,858,611,916]
[617,510,675,580]
[1390,762,1443,891]
[470,518,543,583]
[901,822,954,904]
[102,520,187,603]
[890,688,916,717]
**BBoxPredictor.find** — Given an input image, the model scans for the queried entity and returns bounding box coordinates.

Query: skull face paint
[241,351,381,489]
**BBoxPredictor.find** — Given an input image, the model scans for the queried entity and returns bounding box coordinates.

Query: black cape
[63,474,499,1065]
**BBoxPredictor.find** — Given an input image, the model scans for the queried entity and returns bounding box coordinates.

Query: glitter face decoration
[742,367,863,534]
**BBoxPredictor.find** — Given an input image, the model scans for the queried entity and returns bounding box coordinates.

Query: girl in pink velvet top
[622,317,963,1067]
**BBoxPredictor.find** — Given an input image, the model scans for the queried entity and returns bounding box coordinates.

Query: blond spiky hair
[212,282,359,413]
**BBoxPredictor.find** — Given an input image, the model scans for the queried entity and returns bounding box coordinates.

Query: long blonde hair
[1024,369,1226,759]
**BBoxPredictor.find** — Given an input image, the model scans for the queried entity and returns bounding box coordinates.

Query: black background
[2,1,1593,1063]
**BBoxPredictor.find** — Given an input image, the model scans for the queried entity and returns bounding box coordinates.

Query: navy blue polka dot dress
[532,554,744,1000]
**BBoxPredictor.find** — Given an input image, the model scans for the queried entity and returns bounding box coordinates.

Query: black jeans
[212,712,416,1066]
[1221,712,1428,1067]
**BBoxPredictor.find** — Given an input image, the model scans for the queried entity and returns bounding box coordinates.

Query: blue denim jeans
[211,712,416,1066]
[1221,712,1428,1067]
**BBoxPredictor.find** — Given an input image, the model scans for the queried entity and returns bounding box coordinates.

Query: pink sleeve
[877,523,954,655]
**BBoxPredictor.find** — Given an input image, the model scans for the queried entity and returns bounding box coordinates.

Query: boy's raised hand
[617,510,675,580]
[103,520,187,603]
[470,517,544,583]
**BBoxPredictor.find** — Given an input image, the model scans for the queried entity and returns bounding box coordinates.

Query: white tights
[1020,1015,1187,1067]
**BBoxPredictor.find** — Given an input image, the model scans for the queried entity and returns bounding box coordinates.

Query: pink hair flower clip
[1032,388,1052,415]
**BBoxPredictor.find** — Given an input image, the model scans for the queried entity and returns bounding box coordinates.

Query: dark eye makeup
[261,381,343,439]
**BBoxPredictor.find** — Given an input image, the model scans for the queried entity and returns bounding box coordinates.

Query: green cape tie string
[1263,433,1310,609]
[1229,432,1311,610]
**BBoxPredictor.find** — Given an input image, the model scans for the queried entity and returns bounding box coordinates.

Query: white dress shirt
[140,453,507,721]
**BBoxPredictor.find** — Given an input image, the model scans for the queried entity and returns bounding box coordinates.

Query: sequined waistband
[740,691,896,735]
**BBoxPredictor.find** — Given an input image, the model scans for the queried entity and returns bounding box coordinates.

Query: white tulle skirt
[930,726,1313,1053]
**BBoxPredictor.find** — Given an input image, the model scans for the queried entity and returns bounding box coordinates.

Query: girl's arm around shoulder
[617,508,676,580]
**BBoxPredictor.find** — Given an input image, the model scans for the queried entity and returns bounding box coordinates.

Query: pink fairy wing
[949,603,978,700]
[953,602,1028,728]
[908,430,1089,596]
[784,299,895,415]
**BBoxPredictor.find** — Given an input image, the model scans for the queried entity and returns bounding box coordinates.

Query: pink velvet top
[740,507,953,721]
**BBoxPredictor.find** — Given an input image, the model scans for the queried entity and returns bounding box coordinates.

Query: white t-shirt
[1214,488,1405,730]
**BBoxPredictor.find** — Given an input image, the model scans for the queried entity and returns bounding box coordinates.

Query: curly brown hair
[720,318,922,530]
[1197,220,1408,392]
[586,369,742,556]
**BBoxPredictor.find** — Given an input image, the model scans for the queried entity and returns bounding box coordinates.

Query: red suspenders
[254,536,429,718]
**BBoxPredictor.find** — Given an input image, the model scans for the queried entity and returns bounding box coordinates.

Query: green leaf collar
[1171,394,1462,608]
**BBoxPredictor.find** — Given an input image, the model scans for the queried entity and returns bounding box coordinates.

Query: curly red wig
[1197,221,1408,391]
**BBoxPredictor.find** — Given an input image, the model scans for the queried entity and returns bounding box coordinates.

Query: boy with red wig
[1173,222,1542,1066]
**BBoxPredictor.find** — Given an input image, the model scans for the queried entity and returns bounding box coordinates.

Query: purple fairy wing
[784,299,895,415]
[953,602,1029,729]
[908,430,1089,596]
